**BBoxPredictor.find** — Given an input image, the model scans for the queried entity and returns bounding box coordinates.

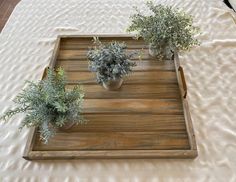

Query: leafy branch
[127,1,200,59]
[0,68,85,143]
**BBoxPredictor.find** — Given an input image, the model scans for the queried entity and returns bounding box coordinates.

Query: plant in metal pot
[127,1,200,60]
[0,67,85,143]
[87,37,137,90]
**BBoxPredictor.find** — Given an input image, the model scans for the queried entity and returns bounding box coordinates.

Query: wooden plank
[33,132,190,151]
[57,60,175,71]
[174,52,197,151]
[58,49,153,60]
[60,38,148,50]
[59,36,142,43]
[27,150,197,160]
[183,100,198,151]
[65,71,178,85]
[49,37,61,68]
[66,84,181,99]
[82,99,183,114]
[58,114,186,132]
[60,43,149,50]
[23,127,37,160]
[60,36,144,44]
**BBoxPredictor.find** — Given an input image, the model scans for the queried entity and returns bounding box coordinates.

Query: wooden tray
[23,35,197,160]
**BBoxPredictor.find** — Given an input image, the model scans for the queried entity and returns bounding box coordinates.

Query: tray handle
[42,67,49,79]
[178,66,187,99]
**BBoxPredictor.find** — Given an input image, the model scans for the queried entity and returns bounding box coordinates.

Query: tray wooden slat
[33,132,190,151]
[60,37,148,50]
[52,114,187,132]
[23,35,197,160]
[58,49,152,60]
[66,84,181,99]
[57,60,176,71]
[82,99,183,114]
[66,71,178,85]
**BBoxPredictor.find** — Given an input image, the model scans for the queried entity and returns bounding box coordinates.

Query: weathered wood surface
[65,71,178,84]
[23,35,197,160]
[52,115,187,132]
[58,60,176,71]
[66,84,181,99]
[34,132,190,151]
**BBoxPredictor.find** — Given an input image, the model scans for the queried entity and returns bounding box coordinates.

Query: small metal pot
[58,122,75,131]
[149,44,158,57]
[102,79,123,91]
[149,44,173,60]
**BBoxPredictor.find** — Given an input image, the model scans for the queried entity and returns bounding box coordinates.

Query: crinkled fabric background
[228,0,236,10]
[0,0,236,181]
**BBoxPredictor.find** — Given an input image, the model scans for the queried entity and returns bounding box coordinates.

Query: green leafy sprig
[87,37,137,84]
[1,68,85,143]
[127,1,200,59]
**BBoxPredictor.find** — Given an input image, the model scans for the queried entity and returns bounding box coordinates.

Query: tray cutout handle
[42,67,49,79]
[178,66,187,98]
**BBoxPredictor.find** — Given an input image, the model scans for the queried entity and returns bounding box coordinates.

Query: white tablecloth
[1,0,236,181]
[229,0,236,10]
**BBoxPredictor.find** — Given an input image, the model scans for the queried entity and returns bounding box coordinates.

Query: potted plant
[0,67,85,143]
[127,1,200,60]
[87,37,137,90]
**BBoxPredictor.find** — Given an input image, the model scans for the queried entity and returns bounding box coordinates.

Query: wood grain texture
[34,132,190,151]
[58,49,152,60]
[26,150,197,160]
[60,40,149,50]
[67,84,181,99]
[55,114,187,132]
[24,35,197,160]
[82,99,183,114]
[60,36,147,50]
[174,53,197,151]
[57,60,175,71]
[66,71,178,84]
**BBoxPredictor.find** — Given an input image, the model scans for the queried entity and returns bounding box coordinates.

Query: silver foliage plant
[0,68,84,143]
[87,37,137,84]
[127,1,200,59]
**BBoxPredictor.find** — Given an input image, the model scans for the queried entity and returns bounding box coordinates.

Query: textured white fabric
[1,0,236,181]
[229,0,236,10]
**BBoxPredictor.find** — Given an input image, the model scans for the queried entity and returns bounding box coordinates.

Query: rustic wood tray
[23,35,197,160]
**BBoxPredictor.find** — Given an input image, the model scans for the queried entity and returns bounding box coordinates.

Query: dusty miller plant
[87,37,137,84]
[0,68,84,143]
[127,1,200,59]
